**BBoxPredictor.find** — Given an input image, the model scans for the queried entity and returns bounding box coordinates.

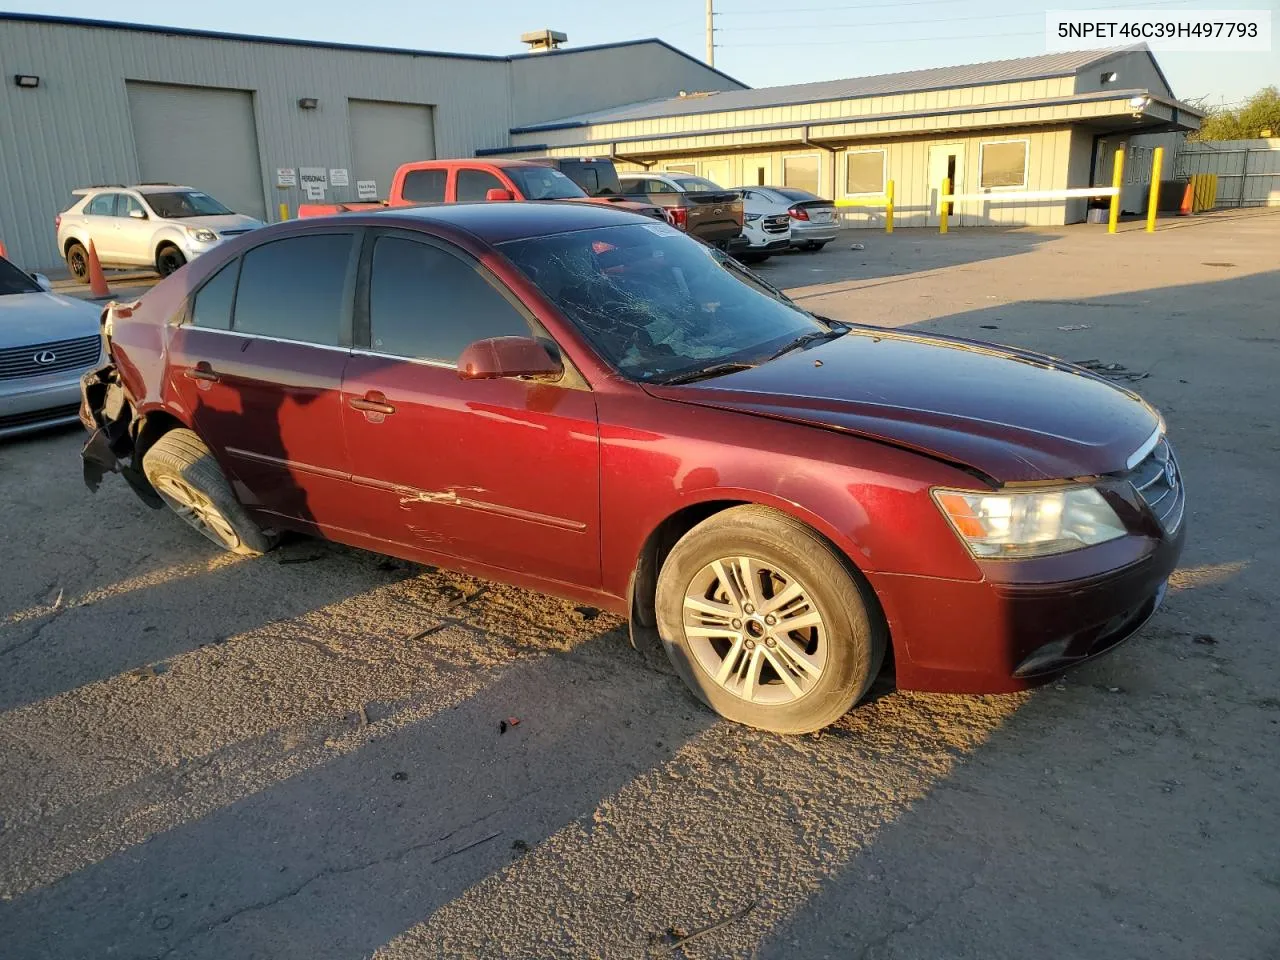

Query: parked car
[79,203,1184,734]
[57,185,263,281]
[297,158,669,222]
[737,199,792,263]
[616,171,747,253]
[736,186,838,250]
[0,255,104,439]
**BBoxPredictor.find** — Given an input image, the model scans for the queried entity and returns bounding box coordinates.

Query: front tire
[156,244,187,278]
[142,428,275,555]
[739,252,771,264]
[655,505,885,733]
[66,242,89,283]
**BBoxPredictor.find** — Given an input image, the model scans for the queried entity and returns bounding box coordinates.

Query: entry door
[340,231,601,586]
[927,143,966,226]
[169,233,358,529]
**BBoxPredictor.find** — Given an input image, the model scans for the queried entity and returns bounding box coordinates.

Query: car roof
[362,201,652,245]
[74,184,197,195]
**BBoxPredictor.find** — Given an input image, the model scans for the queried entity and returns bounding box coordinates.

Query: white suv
[56,185,262,281]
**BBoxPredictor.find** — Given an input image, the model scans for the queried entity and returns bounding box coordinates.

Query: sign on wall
[330,168,350,187]
[356,180,378,200]
[275,167,297,187]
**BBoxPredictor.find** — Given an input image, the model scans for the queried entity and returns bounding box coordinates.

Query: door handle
[184,362,219,383]
[349,393,396,416]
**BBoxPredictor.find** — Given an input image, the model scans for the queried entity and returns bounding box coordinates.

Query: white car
[735,186,838,251]
[56,185,263,281]
[0,256,104,439]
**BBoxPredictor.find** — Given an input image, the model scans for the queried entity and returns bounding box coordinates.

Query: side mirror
[128,208,147,220]
[457,336,562,381]
[485,188,515,202]
[30,272,52,292]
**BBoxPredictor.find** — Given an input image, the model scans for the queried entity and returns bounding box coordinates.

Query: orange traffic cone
[86,240,110,298]
[1178,182,1193,216]
[0,240,7,260]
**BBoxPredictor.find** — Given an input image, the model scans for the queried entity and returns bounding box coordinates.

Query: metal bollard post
[939,177,950,234]
[1108,147,1124,234]
[278,202,290,222]
[885,179,895,234]
[1146,146,1163,233]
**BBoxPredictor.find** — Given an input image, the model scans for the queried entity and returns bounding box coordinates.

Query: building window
[844,150,885,195]
[1100,71,1118,84]
[979,140,1029,189]
[783,155,821,196]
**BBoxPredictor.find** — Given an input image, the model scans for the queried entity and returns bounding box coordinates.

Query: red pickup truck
[298,158,668,221]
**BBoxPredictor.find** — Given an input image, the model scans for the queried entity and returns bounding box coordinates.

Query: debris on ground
[392,771,408,782]
[850,242,865,250]
[979,324,999,329]
[499,717,521,734]
[654,900,760,954]
[1057,323,1091,331]
[1074,359,1149,382]
[1194,634,1218,645]
[574,605,601,620]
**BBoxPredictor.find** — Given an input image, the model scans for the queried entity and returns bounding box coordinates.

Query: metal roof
[512,49,1130,132]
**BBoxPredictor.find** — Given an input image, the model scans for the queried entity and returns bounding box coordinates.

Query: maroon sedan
[80,203,1184,733]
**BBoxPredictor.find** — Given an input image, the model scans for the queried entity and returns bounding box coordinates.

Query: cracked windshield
[499,223,829,383]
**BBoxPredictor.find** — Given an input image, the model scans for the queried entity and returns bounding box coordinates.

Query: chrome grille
[763,214,790,234]
[1126,436,1185,533]
[0,335,102,381]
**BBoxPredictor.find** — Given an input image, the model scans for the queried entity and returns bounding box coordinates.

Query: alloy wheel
[682,555,828,704]
[152,475,241,550]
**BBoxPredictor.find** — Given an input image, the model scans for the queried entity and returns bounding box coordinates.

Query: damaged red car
[80,203,1185,733]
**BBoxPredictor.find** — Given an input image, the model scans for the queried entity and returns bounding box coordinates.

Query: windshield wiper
[657,361,757,385]
[764,325,847,362]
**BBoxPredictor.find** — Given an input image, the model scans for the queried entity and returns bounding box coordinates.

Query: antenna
[706,0,715,67]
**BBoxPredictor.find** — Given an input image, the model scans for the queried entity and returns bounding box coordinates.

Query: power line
[718,29,1045,48]
[717,0,1202,32]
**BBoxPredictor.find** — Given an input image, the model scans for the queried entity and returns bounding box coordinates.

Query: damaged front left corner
[79,364,164,508]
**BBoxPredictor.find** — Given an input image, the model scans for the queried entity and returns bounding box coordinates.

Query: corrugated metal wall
[1176,139,1280,207]
[0,20,509,269]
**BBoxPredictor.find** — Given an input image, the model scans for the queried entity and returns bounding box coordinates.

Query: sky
[10,0,1278,106]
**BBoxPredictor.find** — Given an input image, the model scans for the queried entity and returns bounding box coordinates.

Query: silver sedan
[0,258,104,439]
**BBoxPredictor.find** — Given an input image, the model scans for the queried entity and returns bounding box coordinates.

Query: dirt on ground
[1,210,1278,959]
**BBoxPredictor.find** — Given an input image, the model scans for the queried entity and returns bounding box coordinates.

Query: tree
[1192,86,1280,141]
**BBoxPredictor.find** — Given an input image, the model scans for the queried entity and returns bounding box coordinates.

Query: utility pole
[706,0,714,67]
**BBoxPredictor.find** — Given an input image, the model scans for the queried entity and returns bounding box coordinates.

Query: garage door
[126,81,266,220]
[348,100,435,201]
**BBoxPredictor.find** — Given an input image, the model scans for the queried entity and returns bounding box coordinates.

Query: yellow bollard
[1107,147,1124,234]
[1146,146,1163,233]
[885,179,895,234]
[278,202,290,222]
[939,177,950,234]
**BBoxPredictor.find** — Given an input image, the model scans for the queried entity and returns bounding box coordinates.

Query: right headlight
[932,485,1127,559]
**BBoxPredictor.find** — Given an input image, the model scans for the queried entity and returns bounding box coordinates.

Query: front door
[340,230,601,586]
[927,143,966,226]
[114,194,154,266]
[169,231,359,530]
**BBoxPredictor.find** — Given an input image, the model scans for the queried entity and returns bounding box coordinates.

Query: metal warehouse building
[494,47,1202,229]
[1,13,1201,271]
[0,13,742,269]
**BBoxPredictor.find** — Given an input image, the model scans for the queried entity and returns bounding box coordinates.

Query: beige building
[491,47,1202,228]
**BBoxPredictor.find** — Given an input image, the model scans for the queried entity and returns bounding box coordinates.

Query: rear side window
[401,169,447,203]
[232,234,354,346]
[368,236,531,363]
[456,169,506,202]
[191,259,240,330]
[85,194,118,216]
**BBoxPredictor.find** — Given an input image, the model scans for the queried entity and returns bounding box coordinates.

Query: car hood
[643,327,1160,483]
[0,291,102,347]
[177,214,262,233]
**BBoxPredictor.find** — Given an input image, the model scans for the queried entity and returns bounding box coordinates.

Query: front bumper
[871,519,1186,694]
[1,361,103,440]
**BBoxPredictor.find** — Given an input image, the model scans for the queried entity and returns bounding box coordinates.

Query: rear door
[340,229,601,585]
[168,230,359,531]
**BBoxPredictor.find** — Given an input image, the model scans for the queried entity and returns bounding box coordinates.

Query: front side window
[147,191,233,218]
[232,234,353,345]
[506,166,585,201]
[400,169,447,203]
[845,150,886,195]
[783,156,821,196]
[191,259,240,330]
[121,195,147,218]
[499,223,823,383]
[85,194,119,217]
[456,169,507,202]
[979,141,1029,189]
[368,236,531,363]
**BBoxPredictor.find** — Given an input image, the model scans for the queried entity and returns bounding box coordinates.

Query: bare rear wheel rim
[152,474,241,550]
[682,555,828,705]
[69,250,87,278]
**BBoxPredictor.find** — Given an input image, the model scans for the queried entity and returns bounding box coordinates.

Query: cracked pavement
[2,211,1279,958]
